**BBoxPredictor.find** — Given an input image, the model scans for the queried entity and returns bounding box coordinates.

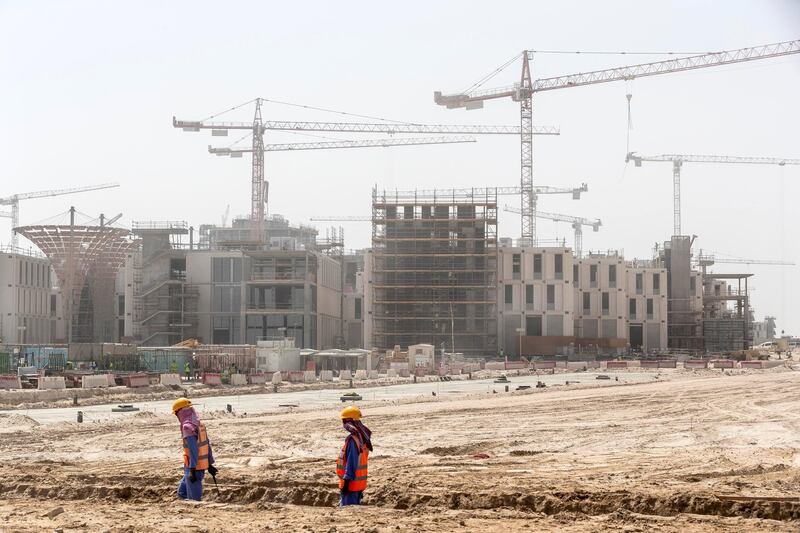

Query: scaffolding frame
[371,186,498,357]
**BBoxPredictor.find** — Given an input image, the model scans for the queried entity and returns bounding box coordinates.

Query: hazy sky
[1,1,798,333]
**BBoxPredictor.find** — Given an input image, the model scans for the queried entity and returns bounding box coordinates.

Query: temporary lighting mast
[434,39,800,245]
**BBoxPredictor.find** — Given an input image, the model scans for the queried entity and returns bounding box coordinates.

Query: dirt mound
[0,413,40,427]
[133,411,158,419]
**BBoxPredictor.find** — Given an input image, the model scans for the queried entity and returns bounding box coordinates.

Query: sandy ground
[1,370,800,531]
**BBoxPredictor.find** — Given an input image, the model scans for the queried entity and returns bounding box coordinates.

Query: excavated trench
[1,472,799,522]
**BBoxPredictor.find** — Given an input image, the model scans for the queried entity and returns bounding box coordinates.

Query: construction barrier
[711,359,735,369]
[657,360,677,369]
[397,369,410,378]
[505,361,528,370]
[320,370,334,382]
[533,361,556,370]
[640,360,659,368]
[0,375,22,390]
[271,372,283,385]
[203,373,222,386]
[354,369,367,380]
[606,361,628,369]
[303,371,316,383]
[288,371,304,383]
[369,370,379,379]
[124,373,150,388]
[485,362,505,371]
[741,360,764,369]
[386,368,398,378]
[230,374,248,386]
[248,373,267,385]
[160,373,182,386]
[684,359,709,369]
[106,374,117,386]
[82,374,112,389]
[339,370,352,380]
[38,376,66,390]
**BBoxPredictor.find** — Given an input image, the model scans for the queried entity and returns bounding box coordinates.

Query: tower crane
[626,153,800,235]
[1,183,120,247]
[434,39,800,246]
[504,205,600,258]
[696,250,795,268]
[173,100,558,244]
[209,136,476,156]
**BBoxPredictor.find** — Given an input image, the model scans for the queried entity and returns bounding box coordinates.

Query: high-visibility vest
[183,422,210,471]
[336,434,369,491]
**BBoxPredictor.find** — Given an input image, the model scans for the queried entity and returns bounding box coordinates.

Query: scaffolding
[701,272,752,352]
[370,186,498,357]
[132,222,199,346]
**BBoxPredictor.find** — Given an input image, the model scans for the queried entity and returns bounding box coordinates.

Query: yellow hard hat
[172,397,192,414]
[340,405,362,420]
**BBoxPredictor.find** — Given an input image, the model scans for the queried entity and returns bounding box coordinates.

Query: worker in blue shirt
[172,398,218,501]
[336,406,372,506]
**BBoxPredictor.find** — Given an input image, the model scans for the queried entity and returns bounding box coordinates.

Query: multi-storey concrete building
[625,261,669,352]
[0,247,62,344]
[131,220,343,349]
[573,252,627,345]
[497,245,574,356]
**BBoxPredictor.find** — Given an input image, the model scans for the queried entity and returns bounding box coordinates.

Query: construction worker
[172,398,217,501]
[170,360,178,374]
[336,406,372,506]
[184,361,191,381]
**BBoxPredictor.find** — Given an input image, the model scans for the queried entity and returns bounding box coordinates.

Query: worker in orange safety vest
[172,397,217,501]
[336,405,372,506]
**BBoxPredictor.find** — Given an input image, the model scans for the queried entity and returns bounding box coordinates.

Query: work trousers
[177,467,205,501]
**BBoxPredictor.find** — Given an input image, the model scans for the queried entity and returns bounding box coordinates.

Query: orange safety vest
[182,422,210,471]
[336,434,369,492]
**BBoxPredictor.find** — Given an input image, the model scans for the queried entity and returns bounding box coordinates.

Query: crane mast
[435,39,800,246]
[626,152,800,235]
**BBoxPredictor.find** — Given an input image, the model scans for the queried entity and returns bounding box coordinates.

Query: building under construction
[368,187,498,357]
[16,213,138,343]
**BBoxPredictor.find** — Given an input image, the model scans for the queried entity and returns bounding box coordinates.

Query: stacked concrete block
[248,374,267,384]
[160,373,182,386]
[203,373,222,385]
[230,374,248,386]
[684,360,708,369]
[83,374,112,389]
[38,376,66,390]
[354,369,367,380]
[0,376,22,389]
